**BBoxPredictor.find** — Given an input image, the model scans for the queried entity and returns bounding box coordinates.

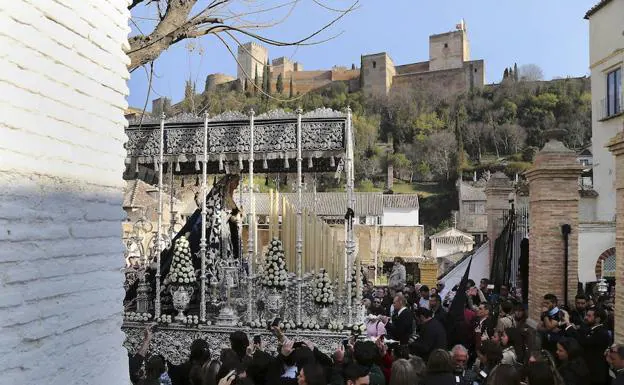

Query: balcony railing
[600,94,623,120]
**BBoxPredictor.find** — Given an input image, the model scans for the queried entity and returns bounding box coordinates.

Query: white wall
[382,208,419,226]
[578,223,616,283]
[431,240,473,261]
[0,1,131,384]
[588,0,624,222]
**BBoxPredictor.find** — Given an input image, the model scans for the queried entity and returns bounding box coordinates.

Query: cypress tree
[513,63,519,82]
[503,68,509,79]
[265,59,272,96]
[289,76,294,98]
[254,65,259,95]
[276,74,284,94]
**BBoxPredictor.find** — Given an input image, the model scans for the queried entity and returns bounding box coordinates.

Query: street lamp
[598,277,609,295]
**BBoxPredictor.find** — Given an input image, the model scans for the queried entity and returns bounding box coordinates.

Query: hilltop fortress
[207,22,485,98]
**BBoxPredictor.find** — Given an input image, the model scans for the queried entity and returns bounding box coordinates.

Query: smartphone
[267,317,281,330]
[342,339,349,348]
[487,284,495,290]
[253,335,261,345]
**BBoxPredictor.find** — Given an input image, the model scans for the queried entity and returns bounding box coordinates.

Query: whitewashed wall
[381,208,419,226]
[578,223,616,283]
[0,1,131,384]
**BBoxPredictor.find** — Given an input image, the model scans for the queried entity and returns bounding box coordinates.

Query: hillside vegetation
[171,75,591,231]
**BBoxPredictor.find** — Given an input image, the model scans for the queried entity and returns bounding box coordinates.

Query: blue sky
[128,0,596,109]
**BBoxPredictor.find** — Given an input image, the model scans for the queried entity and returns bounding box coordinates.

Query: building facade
[0,1,130,383]
[457,179,488,244]
[361,24,485,96]
[212,23,485,97]
[579,0,623,283]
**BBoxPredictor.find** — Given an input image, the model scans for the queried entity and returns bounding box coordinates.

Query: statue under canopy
[124,174,243,312]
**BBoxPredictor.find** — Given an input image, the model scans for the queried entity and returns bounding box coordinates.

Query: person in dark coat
[429,293,448,328]
[606,344,624,385]
[570,294,588,329]
[421,349,456,385]
[409,307,447,362]
[556,337,590,385]
[577,307,611,385]
[380,293,413,345]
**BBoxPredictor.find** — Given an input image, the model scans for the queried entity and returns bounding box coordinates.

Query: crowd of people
[128,258,624,385]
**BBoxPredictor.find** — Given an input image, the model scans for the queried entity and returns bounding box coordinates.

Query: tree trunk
[128,0,199,71]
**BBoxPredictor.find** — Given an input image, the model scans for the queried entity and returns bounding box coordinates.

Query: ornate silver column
[247,109,256,323]
[296,108,303,325]
[345,107,355,325]
[168,157,176,239]
[155,112,165,318]
[200,113,208,322]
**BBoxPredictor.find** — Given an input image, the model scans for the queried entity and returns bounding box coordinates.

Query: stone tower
[237,42,269,82]
[360,52,396,96]
[429,23,470,72]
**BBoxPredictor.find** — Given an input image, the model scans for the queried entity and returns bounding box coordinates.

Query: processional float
[121,108,365,363]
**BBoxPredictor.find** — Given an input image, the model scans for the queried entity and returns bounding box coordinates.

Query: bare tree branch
[127,0,358,71]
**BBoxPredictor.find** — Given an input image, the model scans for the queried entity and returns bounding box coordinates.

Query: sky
[127,0,597,109]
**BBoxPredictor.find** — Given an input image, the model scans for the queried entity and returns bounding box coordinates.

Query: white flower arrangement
[155,314,173,324]
[327,321,344,331]
[260,238,288,290]
[124,312,152,322]
[350,267,364,299]
[350,322,367,337]
[312,269,335,306]
[182,315,200,325]
[166,236,196,285]
[301,321,321,330]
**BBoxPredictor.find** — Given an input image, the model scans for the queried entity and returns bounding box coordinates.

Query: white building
[381,195,420,226]
[430,227,475,273]
[0,1,130,384]
[579,0,623,283]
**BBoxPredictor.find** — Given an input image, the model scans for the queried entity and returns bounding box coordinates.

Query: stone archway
[595,247,616,280]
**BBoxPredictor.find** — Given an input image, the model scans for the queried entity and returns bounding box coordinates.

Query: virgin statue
[124,174,243,307]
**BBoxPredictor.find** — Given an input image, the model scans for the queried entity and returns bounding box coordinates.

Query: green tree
[503,68,509,79]
[276,74,284,94]
[513,63,519,82]
[254,65,259,95]
[358,179,376,192]
[181,79,197,113]
[387,152,412,181]
[289,76,293,98]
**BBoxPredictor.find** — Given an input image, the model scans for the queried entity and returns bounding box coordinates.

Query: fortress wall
[395,61,430,75]
[391,67,468,96]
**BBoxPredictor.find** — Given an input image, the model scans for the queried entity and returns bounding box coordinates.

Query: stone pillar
[525,130,583,321]
[485,171,514,263]
[608,132,624,343]
[387,164,394,191]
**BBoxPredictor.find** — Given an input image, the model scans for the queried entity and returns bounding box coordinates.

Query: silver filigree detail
[302,108,345,118]
[256,109,297,120]
[122,324,347,365]
[167,113,202,123]
[211,111,248,122]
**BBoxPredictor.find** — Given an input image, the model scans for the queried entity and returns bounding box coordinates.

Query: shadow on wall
[0,176,129,382]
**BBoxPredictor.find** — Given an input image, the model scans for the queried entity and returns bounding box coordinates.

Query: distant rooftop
[585,0,613,19]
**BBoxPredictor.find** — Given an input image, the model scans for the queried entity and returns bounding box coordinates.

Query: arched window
[603,254,616,278]
[595,247,616,280]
